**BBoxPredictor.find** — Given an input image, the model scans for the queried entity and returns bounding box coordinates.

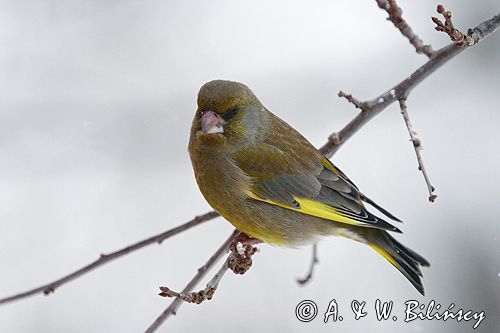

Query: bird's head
[190,80,269,153]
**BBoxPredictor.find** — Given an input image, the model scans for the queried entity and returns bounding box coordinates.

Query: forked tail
[370,232,430,295]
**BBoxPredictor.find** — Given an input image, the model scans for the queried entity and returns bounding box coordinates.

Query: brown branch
[321,10,500,160]
[399,99,437,202]
[322,7,500,197]
[144,230,239,333]
[297,243,319,285]
[376,0,435,57]
[0,210,220,306]
[432,5,461,42]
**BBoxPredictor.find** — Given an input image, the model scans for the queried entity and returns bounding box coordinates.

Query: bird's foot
[228,233,260,274]
[232,232,262,246]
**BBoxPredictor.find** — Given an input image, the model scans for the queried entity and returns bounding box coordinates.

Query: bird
[188,79,430,295]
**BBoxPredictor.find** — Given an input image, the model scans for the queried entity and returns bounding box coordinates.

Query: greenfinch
[188,80,429,295]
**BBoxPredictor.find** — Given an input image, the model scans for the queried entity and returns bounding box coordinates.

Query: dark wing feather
[233,113,401,232]
[317,162,401,232]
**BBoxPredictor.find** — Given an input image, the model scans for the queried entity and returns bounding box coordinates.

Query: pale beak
[200,110,225,134]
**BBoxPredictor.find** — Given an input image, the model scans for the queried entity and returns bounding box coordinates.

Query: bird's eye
[222,107,239,121]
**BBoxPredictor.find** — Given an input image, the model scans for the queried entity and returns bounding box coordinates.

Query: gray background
[1,0,499,332]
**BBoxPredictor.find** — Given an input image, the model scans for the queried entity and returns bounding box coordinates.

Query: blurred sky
[1,0,499,332]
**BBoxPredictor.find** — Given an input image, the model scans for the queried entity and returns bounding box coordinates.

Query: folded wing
[233,139,401,233]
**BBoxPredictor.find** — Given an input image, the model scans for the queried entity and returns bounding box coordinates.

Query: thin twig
[432,4,472,47]
[0,211,220,305]
[158,260,228,303]
[399,99,437,202]
[144,230,239,333]
[297,243,319,285]
[148,227,262,331]
[376,0,435,57]
[157,236,258,304]
[322,11,500,156]
[338,90,367,111]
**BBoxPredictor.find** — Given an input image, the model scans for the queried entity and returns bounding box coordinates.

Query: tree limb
[321,9,500,157]
[0,211,219,305]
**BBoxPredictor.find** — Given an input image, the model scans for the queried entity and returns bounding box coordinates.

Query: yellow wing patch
[246,190,371,228]
[321,157,340,174]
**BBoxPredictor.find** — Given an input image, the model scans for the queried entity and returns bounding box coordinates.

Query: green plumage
[189,80,429,295]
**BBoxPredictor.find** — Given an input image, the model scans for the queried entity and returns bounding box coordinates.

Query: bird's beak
[200,110,225,134]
